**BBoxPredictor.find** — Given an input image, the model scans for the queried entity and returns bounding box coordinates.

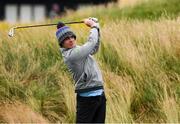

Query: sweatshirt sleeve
[90,28,100,55]
[67,28,99,61]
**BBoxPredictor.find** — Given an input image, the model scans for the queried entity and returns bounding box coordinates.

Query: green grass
[61,0,180,22]
[110,0,180,20]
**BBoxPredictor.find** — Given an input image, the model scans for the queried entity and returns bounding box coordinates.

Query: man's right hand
[84,18,98,28]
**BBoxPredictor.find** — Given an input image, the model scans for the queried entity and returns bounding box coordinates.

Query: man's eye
[65,37,70,40]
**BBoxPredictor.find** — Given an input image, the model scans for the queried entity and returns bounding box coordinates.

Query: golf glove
[88,17,98,23]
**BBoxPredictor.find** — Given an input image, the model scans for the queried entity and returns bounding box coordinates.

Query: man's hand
[88,17,98,23]
[84,17,99,28]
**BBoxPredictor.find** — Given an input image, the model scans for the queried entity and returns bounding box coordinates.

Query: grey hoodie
[60,27,104,93]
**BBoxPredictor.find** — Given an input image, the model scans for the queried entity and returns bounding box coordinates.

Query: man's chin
[69,44,76,48]
[72,44,76,47]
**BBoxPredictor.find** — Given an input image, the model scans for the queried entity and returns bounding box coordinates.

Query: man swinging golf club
[56,17,106,123]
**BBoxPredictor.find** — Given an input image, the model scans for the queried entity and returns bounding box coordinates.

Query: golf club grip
[15,21,84,29]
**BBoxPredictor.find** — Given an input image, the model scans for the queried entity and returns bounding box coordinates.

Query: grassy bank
[64,0,180,22]
[0,17,179,122]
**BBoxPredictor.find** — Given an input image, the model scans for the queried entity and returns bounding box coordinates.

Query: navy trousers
[76,92,106,123]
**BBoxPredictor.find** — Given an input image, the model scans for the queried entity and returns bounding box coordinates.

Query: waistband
[75,86,104,93]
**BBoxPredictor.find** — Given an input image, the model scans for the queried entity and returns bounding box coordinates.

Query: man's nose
[69,39,73,43]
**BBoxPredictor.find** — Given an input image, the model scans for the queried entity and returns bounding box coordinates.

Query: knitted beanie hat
[56,22,76,47]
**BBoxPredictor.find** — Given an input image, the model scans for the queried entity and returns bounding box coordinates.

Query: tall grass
[0,27,69,122]
[99,19,180,122]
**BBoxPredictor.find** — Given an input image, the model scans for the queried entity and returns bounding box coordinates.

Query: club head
[8,28,15,37]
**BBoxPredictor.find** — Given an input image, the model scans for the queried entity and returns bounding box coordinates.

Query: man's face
[62,36,76,48]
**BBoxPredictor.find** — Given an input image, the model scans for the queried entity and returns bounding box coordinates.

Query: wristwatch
[91,25,99,31]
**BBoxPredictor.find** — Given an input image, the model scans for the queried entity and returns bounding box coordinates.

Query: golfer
[56,17,106,123]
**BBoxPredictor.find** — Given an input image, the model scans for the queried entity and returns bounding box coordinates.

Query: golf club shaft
[14,21,84,29]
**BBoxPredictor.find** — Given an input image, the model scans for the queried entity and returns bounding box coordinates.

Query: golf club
[8,21,84,37]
